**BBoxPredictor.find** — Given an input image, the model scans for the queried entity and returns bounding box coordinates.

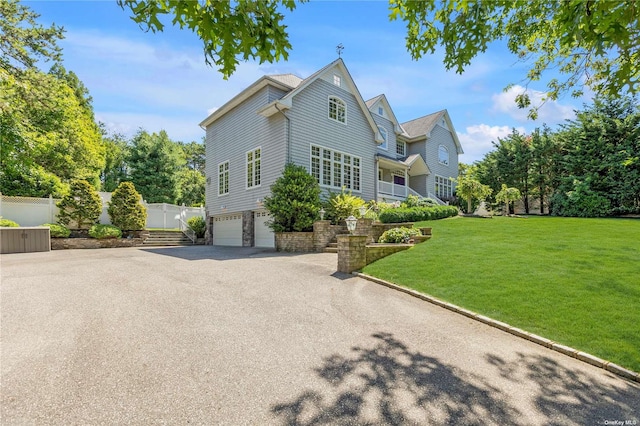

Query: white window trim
[310,144,361,192]
[396,140,406,156]
[438,145,450,166]
[377,125,388,151]
[246,146,262,190]
[218,160,229,197]
[328,95,347,125]
[333,74,341,86]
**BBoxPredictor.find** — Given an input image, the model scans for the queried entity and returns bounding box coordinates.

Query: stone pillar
[242,210,254,247]
[337,235,367,273]
[313,220,332,252]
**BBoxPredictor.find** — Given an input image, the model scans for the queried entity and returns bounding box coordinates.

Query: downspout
[374,157,379,202]
[274,104,291,164]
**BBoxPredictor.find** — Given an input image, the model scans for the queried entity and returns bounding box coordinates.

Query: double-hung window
[396,141,406,156]
[311,145,360,191]
[246,147,261,189]
[218,161,229,196]
[328,96,346,124]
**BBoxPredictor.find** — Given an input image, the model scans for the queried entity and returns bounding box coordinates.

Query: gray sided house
[200,59,463,248]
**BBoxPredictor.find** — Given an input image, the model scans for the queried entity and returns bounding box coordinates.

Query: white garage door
[213,214,243,246]
[254,211,275,248]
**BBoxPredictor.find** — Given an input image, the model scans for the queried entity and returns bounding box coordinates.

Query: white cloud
[457,124,526,164]
[491,85,576,124]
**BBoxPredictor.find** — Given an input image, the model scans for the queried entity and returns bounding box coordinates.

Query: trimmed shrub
[264,164,322,232]
[108,181,147,230]
[0,217,19,227]
[57,179,102,229]
[89,224,122,239]
[41,223,71,238]
[378,227,422,243]
[378,205,459,223]
[187,216,206,238]
[401,195,438,208]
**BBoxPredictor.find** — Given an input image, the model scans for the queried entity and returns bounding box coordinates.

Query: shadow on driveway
[271,333,640,425]
[140,245,290,261]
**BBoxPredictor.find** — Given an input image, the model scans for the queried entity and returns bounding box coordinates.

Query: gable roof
[365,94,407,136]
[257,58,383,143]
[400,109,464,154]
[199,74,295,128]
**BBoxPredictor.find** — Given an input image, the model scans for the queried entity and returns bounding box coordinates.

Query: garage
[254,210,275,248]
[212,214,243,246]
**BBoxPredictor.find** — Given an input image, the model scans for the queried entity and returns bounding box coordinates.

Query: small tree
[454,175,493,214]
[324,188,365,225]
[263,164,321,232]
[495,184,522,216]
[57,179,102,229]
[108,181,147,230]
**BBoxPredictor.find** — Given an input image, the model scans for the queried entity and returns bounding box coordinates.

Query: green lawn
[362,216,640,373]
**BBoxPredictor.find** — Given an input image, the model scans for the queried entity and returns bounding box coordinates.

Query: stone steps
[143,230,193,246]
[324,242,338,253]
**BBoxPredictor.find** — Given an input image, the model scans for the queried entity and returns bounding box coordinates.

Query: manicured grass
[363,216,640,372]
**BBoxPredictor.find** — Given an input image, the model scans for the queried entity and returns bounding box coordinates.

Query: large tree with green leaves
[551,96,640,216]
[120,0,637,114]
[128,129,186,203]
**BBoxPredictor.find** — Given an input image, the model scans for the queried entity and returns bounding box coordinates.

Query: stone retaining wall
[51,237,145,250]
[274,232,315,252]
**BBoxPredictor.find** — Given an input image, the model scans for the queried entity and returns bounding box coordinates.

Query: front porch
[377,153,429,201]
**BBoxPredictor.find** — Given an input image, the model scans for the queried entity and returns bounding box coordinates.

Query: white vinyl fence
[0,192,204,229]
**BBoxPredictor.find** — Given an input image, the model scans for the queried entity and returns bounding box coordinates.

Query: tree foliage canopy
[117,0,297,78]
[390,0,639,118]
[120,0,638,114]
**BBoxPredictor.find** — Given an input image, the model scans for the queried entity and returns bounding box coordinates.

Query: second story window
[218,161,229,195]
[377,125,388,150]
[396,140,406,156]
[438,145,449,166]
[329,96,346,124]
[246,147,261,188]
[333,75,341,86]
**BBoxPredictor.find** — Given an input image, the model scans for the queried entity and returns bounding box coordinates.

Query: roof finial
[336,43,344,58]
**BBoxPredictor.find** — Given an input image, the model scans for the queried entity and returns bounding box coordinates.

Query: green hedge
[89,224,122,239]
[41,223,71,238]
[187,216,206,238]
[378,206,459,223]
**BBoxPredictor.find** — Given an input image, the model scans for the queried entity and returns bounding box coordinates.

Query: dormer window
[438,145,449,166]
[329,96,346,124]
[377,125,388,150]
[333,75,341,86]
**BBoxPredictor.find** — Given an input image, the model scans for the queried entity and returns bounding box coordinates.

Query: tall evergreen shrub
[57,179,102,229]
[108,181,147,230]
[263,164,321,232]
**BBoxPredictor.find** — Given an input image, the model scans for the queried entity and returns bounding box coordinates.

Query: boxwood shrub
[0,217,19,227]
[88,224,122,239]
[41,223,71,238]
[378,205,459,223]
[378,227,422,243]
[187,216,206,238]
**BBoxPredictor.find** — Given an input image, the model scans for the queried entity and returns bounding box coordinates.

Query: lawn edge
[354,272,640,384]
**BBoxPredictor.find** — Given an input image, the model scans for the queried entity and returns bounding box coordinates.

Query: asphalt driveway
[1,246,638,425]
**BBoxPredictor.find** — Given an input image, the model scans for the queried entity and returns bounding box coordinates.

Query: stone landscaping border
[355,272,640,384]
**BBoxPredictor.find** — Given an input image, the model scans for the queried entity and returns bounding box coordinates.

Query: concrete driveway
[1,246,638,425]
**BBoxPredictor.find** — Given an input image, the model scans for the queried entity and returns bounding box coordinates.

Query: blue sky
[26,1,589,163]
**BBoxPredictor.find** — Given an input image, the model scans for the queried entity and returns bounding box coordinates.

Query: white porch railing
[179,218,197,243]
[378,181,407,198]
[428,192,447,205]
